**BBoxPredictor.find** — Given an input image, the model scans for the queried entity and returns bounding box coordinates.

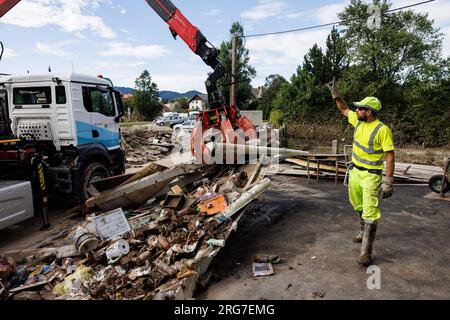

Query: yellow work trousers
[348,167,382,222]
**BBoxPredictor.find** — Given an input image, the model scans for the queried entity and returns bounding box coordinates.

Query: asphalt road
[198,175,450,300]
[1,174,449,300]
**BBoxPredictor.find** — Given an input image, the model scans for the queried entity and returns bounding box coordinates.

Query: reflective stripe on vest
[353,122,385,155]
[352,152,384,166]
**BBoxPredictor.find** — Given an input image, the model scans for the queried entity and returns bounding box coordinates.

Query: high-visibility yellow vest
[348,111,394,170]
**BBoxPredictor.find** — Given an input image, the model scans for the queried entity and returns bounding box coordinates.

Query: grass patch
[120,121,152,128]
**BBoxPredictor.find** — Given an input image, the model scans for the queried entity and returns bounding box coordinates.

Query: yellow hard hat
[353,96,382,112]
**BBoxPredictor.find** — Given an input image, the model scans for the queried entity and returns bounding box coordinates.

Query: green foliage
[129,70,162,120]
[269,110,283,127]
[274,29,346,122]
[271,0,449,146]
[174,97,189,112]
[217,22,257,110]
[258,74,287,120]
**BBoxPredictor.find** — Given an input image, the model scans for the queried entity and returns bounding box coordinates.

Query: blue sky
[1,0,449,92]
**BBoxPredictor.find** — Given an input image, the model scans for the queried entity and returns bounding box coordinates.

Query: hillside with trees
[258,0,449,147]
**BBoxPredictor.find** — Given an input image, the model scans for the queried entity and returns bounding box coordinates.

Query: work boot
[352,218,365,243]
[357,221,377,267]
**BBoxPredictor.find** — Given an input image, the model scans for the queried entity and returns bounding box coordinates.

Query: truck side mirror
[113,90,124,122]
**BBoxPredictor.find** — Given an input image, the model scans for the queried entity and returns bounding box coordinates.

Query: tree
[336,0,448,145]
[274,41,339,121]
[258,74,287,120]
[217,22,257,109]
[173,96,189,113]
[338,0,443,100]
[130,70,161,120]
[325,26,348,79]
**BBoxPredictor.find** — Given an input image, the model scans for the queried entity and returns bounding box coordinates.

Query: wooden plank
[91,173,134,192]
[85,164,203,210]
[8,280,49,293]
[119,163,164,187]
[285,158,347,173]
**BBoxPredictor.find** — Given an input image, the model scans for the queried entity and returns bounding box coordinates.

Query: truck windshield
[13,87,52,105]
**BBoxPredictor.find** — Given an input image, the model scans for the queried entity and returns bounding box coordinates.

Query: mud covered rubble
[121,126,175,168]
[0,165,269,300]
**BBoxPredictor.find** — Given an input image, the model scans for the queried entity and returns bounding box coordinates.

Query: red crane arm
[145,0,225,108]
[145,0,200,53]
[0,0,20,18]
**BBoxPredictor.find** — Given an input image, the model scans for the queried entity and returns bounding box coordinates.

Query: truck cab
[0,73,125,229]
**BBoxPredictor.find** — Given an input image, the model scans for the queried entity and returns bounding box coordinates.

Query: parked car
[173,119,196,132]
[188,111,200,120]
[155,115,184,128]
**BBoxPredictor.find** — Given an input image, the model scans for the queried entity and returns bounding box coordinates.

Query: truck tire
[80,162,110,203]
[428,174,450,194]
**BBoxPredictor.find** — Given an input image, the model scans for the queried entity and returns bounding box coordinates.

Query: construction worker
[326,79,395,267]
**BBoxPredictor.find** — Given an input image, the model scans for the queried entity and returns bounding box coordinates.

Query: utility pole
[230,34,237,106]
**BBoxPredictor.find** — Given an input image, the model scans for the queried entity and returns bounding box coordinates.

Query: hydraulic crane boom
[145,0,225,108]
[0,0,20,18]
[146,0,256,162]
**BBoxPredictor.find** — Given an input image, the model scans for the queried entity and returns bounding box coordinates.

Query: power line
[243,0,436,38]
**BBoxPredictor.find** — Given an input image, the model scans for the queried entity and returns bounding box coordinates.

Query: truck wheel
[428,174,450,194]
[80,162,110,202]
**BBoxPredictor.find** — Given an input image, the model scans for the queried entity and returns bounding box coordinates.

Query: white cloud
[2,48,18,59]
[152,72,207,93]
[35,41,76,58]
[286,12,306,20]
[391,0,450,27]
[246,29,331,86]
[286,1,346,23]
[204,9,221,16]
[95,60,147,69]
[247,29,329,66]
[1,0,116,39]
[99,42,170,59]
[241,0,289,21]
[118,5,127,15]
[441,27,450,57]
[312,3,346,24]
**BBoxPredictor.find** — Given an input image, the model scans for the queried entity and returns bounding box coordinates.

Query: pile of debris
[121,125,175,168]
[0,159,270,300]
[271,154,443,183]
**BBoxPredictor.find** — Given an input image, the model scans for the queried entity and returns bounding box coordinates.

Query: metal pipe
[216,177,271,222]
[214,142,309,157]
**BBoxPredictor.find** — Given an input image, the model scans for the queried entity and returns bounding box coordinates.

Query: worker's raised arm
[325,78,349,117]
[335,97,349,117]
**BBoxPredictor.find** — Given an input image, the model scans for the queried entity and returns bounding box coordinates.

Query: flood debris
[253,254,282,264]
[1,158,271,300]
[121,125,175,169]
[252,262,274,277]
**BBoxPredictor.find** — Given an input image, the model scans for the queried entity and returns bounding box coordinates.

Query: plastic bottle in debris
[206,239,225,247]
[253,254,281,264]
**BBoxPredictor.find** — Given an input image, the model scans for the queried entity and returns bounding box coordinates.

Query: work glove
[325,77,340,100]
[381,176,394,199]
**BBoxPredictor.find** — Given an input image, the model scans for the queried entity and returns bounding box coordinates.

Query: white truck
[0,73,125,230]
